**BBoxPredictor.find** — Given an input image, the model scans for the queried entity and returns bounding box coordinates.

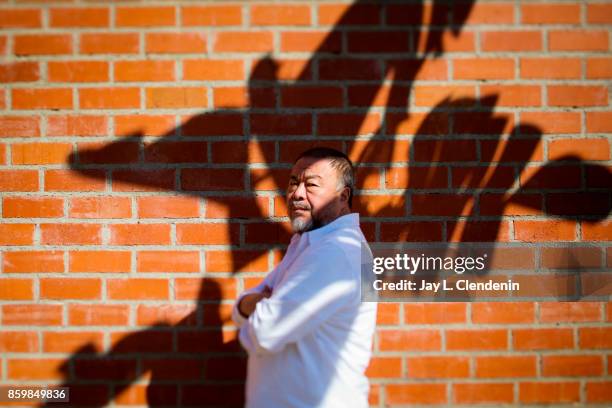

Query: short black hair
[295,147,355,208]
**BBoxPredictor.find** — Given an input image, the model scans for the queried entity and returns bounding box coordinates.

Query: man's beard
[289,202,319,233]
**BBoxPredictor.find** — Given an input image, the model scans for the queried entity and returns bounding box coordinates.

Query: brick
[181,168,244,192]
[583,221,612,241]
[146,87,206,109]
[452,165,515,189]
[74,358,137,381]
[514,220,576,242]
[404,303,466,324]
[0,332,38,353]
[348,31,410,53]
[182,5,242,26]
[386,383,446,405]
[11,142,72,165]
[0,279,33,300]
[521,3,580,24]
[50,7,109,27]
[48,61,108,82]
[412,193,473,217]
[456,2,515,24]
[317,113,379,136]
[245,222,291,245]
[80,88,140,109]
[476,355,536,378]
[214,31,273,52]
[43,331,103,353]
[482,31,542,51]
[520,382,580,403]
[579,327,612,349]
[137,304,197,327]
[116,6,175,27]
[0,224,34,245]
[0,61,39,82]
[146,32,206,53]
[0,170,38,191]
[549,30,609,51]
[115,60,174,82]
[40,223,101,245]
[414,85,476,107]
[211,140,274,164]
[365,357,402,378]
[69,251,131,273]
[541,247,602,270]
[175,277,237,301]
[14,34,71,55]
[107,279,169,300]
[514,328,573,350]
[587,57,612,79]
[137,251,199,273]
[415,30,475,53]
[3,196,63,218]
[109,224,171,245]
[251,5,310,25]
[319,58,382,81]
[379,329,441,351]
[280,86,343,108]
[481,85,541,106]
[586,381,612,403]
[48,115,108,136]
[80,33,140,54]
[379,221,443,242]
[69,304,129,326]
[520,165,581,189]
[454,383,514,404]
[446,329,507,350]
[520,112,580,134]
[586,112,612,133]
[110,331,173,353]
[539,302,601,323]
[548,85,608,107]
[112,169,176,192]
[206,250,268,273]
[281,31,341,52]
[3,251,63,273]
[521,58,581,79]
[587,3,612,23]
[353,194,404,217]
[0,8,41,28]
[473,302,535,324]
[454,110,514,135]
[376,303,399,325]
[115,114,175,137]
[0,116,40,137]
[143,141,206,164]
[183,59,244,80]
[386,3,449,25]
[12,88,72,110]
[205,196,270,219]
[45,169,106,192]
[543,355,603,377]
[408,356,469,378]
[318,4,381,25]
[40,278,101,300]
[454,58,514,79]
[69,196,131,219]
[137,196,199,219]
[7,359,64,380]
[2,305,62,326]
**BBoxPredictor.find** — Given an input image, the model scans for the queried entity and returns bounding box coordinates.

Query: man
[231,147,377,408]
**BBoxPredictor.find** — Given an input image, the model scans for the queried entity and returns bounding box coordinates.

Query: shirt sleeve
[239,244,357,355]
[231,268,277,327]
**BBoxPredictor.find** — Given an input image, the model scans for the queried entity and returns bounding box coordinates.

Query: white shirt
[232,213,377,408]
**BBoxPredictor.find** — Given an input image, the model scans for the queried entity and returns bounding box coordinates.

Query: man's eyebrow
[289,174,322,180]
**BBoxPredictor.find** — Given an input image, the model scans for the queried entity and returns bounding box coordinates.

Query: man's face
[286,157,348,233]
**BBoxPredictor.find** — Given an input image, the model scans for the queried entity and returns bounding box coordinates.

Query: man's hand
[238,286,272,318]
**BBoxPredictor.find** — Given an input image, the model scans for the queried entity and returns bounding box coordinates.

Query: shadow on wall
[41,0,611,406]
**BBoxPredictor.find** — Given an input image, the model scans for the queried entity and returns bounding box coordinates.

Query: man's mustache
[289,202,310,211]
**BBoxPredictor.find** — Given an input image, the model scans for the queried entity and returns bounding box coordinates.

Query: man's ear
[340,186,350,203]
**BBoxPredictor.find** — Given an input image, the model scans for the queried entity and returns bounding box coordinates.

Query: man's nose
[292,181,307,199]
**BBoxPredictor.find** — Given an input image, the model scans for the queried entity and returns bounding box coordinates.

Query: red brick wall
[0,1,610,406]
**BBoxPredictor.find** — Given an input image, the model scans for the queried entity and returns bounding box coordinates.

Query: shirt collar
[299,213,360,245]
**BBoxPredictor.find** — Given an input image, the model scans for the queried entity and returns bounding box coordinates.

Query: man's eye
[306,183,318,187]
